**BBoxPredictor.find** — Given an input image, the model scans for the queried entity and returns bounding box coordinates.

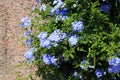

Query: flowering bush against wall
[19,0,120,79]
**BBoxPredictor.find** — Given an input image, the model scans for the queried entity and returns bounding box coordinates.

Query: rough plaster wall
[0,0,41,80]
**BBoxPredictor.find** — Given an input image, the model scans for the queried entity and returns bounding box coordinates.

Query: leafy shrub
[19,0,120,79]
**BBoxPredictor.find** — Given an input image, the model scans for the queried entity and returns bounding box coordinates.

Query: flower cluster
[100,4,111,13]
[19,17,31,28]
[56,8,68,16]
[55,8,68,22]
[24,48,35,62]
[24,30,31,38]
[50,0,65,14]
[71,21,84,32]
[50,0,69,22]
[68,35,79,46]
[108,57,120,74]
[37,32,47,39]
[35,0,40,4]
[37,25,83,48]
[26,36,32,47]
[38,29,66,49]
[48,29,66,42]
[43,54,57,66]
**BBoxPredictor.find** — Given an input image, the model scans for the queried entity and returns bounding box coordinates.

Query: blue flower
[37,32,47,40]
[43,54,51,64]
[108,57,120,74]
[24,30,31,38]
[48,29,66,42]
[39,4,46,11]
[56,8,68,16]
[68,35,78,46]
[26,37,32,47]
[55,8,68,22]
[38,30,66,48]
[40,39,51,49]
[50,0,65,15]
[36,0,40,4]
[19,17,31,28]
[109,57,120,66]
[108,65,120,74]
[24,48,35,62]
[38,32,51,48]
[100,4,111,13]
[50,56,57,64]
[71,21,84,32]
[95,69,106,78]
[42,54,57,65]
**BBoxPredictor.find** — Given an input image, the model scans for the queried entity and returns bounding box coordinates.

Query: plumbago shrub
[19,0,120,80]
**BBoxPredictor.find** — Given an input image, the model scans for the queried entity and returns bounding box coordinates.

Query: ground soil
[0,0,41,80]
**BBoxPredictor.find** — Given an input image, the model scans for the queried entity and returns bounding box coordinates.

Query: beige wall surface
[0,0,41,80]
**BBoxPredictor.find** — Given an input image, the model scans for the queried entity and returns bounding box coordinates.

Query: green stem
[94,55,96,68]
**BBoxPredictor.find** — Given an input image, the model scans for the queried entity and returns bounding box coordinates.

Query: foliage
[19,0,120,80]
